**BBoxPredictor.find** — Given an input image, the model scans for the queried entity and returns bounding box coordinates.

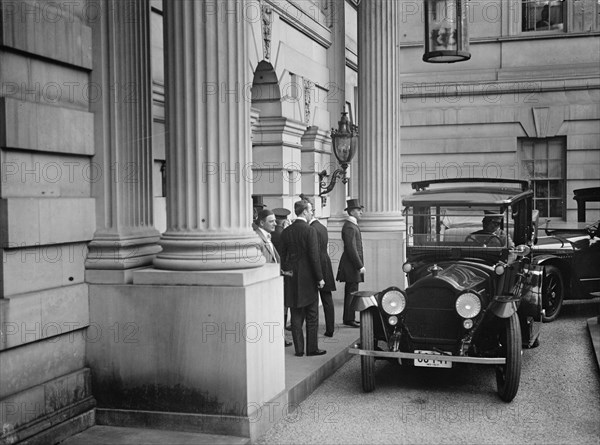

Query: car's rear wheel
[542,265,564,322]
[360,309,375,392]
[495,313,522,402]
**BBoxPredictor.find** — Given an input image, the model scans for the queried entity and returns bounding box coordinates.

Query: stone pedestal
[87,265,286,440]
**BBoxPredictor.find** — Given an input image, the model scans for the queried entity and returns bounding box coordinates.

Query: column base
[85,230,162,279]
[154,232,265,271]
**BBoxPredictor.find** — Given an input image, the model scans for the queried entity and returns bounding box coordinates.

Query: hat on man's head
[345,198,364,211]
[272,207,291,219]
[483,210,503,220]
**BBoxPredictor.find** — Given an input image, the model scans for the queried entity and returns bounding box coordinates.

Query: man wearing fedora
[336,198,365,328]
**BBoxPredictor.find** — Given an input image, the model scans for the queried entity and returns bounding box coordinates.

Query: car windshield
[406,205,513,248]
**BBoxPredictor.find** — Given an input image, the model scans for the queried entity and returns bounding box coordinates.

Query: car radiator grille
[404,287,462,344]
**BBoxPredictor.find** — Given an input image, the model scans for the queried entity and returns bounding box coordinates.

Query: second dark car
[532,187,600,321]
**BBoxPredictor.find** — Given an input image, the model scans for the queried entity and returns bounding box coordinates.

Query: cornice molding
[266,0,332,48]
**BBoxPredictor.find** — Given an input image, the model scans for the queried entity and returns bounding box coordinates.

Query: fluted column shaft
[155,0,262,270]
[357,0,403,227]
[86,0,161,278]
[325,0,348,215]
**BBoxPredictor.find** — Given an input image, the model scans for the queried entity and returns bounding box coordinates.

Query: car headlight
[381,290,406,315]
[402,262,413,273]
[494,263,505,275]
[455,292,481,318]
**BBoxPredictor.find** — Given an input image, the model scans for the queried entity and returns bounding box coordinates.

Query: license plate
[414,350,452,368]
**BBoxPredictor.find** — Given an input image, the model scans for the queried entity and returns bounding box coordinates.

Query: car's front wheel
[541,265,564,322]
[360,309,375,392]
[495,313,522,402]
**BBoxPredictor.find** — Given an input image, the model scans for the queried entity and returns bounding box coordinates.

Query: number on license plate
[414,350,452,368]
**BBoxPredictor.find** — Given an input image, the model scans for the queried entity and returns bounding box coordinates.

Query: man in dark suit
[271,207,291,330]
[279,199,326,357]
[254,209,292,347]
[310,213,336,337]
[336,198,365,328]
[271,207,290,254]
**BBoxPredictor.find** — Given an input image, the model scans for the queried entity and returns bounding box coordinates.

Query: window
[407,206,513,248]
[522,0,565,32]
[521,0,600,33]
[519,138,566,219]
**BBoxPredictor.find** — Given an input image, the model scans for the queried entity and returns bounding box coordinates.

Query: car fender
[532,255,572,290]
[351,291,379,312]
[490,300,518,318]
[519,265,544,322]
[532,253,564,266]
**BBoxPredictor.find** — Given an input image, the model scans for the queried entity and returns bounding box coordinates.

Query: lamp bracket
[318,168,346,198]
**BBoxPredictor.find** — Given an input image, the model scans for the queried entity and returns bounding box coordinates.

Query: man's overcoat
[311,219,336,292]
[279,219,323,308]
[336,219,364,283]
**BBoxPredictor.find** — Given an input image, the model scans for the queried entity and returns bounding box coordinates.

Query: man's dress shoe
[295,352,304,357]
[285,340,293,347]
[307,349,327,356]
[343,321,360,328]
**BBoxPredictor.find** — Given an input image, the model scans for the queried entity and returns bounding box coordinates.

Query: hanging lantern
[423,0,470,63]
[331,111,358,168]
[318,111,358,201]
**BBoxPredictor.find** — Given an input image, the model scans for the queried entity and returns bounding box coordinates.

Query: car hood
[409,262,489,293]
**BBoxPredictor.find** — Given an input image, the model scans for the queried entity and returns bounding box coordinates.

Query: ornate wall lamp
[318,110,358,206]
[423,0,470,63]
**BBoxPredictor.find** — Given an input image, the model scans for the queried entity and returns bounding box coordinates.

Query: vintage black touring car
[348,178,543,402]
[533,187,600,322]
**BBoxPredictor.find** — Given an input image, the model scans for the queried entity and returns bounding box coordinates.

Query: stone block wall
[0,1,96,443]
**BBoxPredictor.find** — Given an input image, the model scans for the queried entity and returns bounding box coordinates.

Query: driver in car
[469,211,514,247]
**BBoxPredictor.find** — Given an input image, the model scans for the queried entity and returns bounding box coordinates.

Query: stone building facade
[399,0,600,221]
[1,0,598,444]
[1,0,404,443]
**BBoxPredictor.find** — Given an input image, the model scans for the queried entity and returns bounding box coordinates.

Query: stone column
[93,2,287,439]
[86,0,161,283]
[325,0,348,217]
[356,0,405,290]
[153,0,263,271]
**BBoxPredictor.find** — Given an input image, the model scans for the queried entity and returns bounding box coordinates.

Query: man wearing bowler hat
[336,198,365,328]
